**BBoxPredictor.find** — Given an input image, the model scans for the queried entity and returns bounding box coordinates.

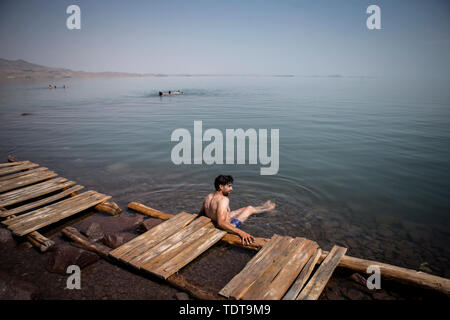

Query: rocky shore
[1,203,448,300]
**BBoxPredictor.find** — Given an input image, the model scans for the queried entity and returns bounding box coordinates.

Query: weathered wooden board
[282,248,322,300]
[0,185,84,218]
[0,170,57,193]
[0,167,48,182]
[219,234,283,298]
[297,245,347,300]
[128,216,212,267]
[5,191,111,236]
[244,239,319,300]
[109,212,197,262]
[138,222,214,271]
[4,190,104,227]
[110,213,226,280]
[147,227,226,279]
[219,235,321,300]
[239,237,305,300]
[0,177,75,207]
[0,162,39,176]
[0,161,30,168]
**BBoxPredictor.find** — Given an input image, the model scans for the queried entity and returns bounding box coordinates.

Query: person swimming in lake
[198,175,276,245]
[159,90,183,96]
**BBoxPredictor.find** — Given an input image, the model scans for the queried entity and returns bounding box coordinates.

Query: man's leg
[230,200,276,223]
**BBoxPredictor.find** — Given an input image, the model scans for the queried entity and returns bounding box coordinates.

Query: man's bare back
[203,192,230,222]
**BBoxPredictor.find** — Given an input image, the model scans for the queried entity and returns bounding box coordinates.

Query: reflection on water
[0,76,449,277]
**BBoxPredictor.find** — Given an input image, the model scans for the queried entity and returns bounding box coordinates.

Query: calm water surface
[1,76,449,275]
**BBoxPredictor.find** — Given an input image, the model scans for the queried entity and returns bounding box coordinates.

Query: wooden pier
[0,157,120,251]
[109,210,347,300]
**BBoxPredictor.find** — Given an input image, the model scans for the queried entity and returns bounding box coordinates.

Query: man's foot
[255,200,276,213]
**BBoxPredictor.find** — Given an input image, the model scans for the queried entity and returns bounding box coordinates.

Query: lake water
[1,76,449,277]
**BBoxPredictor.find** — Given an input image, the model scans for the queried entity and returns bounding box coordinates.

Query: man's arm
[216,198,255,245]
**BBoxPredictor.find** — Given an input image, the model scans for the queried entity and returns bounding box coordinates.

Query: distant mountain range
[0,58,297,80]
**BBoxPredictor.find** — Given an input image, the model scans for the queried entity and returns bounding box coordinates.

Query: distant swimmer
[159,90,183,96]
[48,85,52,89]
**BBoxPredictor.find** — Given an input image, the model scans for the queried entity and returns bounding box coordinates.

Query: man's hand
[239,231,255,246]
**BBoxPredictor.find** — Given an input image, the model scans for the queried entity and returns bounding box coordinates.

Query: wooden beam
[128,201,450,296]
[1,210,54,252]
[70,190,122,216]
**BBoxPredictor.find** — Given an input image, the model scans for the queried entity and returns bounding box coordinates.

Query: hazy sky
[0,0,449,78]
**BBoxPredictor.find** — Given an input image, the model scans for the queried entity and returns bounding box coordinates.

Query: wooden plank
[0,161,30,168]
[241,238,310,300]
[297,245,347,300]
[139,223,215,272]
[0,170,58,193]
[0,167,48,182]
[219,234,284,298]
[0,162,39,176]
[149,227,226,279]
[0,185,84,218]
[109,212,197,262]
[5,191,99,227]
[282,248,323,300]
[8,191,111,236]
[8,191,110,236]
[109,212,195,259]
[250,240,319,300]
[118,213,199,264]
[223,236,294,300]
[0,177,75,207]
[128,216,212,267]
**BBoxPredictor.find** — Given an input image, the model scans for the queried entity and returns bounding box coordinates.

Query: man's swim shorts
[230,218,242,228]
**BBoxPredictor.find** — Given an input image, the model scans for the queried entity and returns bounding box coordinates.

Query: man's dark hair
[214,175,233,191]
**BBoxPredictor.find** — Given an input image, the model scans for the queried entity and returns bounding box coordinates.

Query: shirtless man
[199,175,276,245]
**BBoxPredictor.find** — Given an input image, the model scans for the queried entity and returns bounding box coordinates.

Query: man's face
[220,183,233,196]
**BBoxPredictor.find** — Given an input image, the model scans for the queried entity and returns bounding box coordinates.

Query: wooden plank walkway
[0,159,113,238]
[110,212,227,279]
[219,235,347,300]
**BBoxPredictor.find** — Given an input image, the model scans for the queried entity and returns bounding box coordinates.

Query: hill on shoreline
[0,58,296,80]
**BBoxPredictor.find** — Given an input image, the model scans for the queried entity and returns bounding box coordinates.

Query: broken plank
[0,161,30,168]
[0,162,39,176]
[139,223,215,271]
[219,234,283,298]
[5,191,99,227]
[109,212,197,261]
[0,170,58,193]
[241,237,308,300]
[128,216,212,267]
[118,213,199,264]
[0,167,48,182]
[297,245,347,300]
[255,240,319,300]
[282,247,322,300]
[150,227,226,279]
[0,177,74,207]
[0,185,84,218]
[223,236,293,300]
[9,192,111,236]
